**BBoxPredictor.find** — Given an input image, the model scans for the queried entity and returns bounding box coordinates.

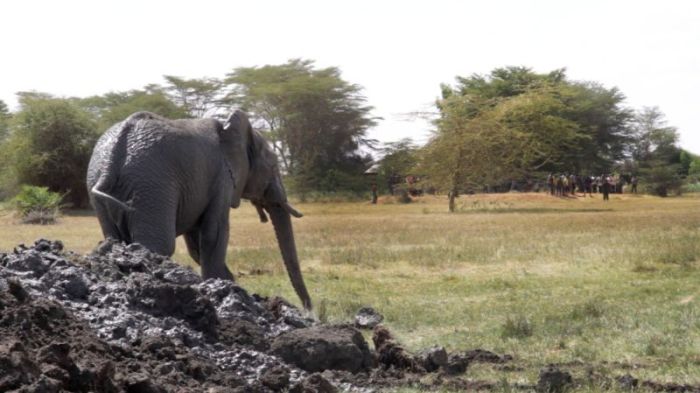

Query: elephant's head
[219,110,312,310]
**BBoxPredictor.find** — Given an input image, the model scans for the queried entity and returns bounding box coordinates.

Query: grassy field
[1,192,699,390]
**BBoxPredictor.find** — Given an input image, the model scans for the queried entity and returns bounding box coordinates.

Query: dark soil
[1,239,698,392]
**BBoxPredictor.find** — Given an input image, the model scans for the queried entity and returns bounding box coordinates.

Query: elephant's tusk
[282,202,303,218]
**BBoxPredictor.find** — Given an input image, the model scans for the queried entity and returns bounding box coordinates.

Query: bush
[641,164,683,197]
[682,181,700,193]
[12,185,64,224]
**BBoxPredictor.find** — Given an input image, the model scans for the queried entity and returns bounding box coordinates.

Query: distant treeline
[0,61,697,208]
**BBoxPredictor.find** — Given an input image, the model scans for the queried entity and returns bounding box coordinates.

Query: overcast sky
[1,0,698,153]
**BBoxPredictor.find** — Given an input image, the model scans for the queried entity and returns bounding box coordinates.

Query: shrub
[12,185,64,224]
[7,96,99,208]
[641,164,683,197]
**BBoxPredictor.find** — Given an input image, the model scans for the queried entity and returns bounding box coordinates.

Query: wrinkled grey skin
[86,110,312,310]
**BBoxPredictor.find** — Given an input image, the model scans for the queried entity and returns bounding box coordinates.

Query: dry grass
[1,192,699,389]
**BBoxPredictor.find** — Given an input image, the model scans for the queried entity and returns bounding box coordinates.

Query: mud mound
[0,239,325,392]
[4,238,686,392]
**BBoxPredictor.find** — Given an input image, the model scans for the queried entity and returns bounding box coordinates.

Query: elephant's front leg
[198,205,235,281]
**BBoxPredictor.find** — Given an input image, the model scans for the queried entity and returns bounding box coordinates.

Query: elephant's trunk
[268,204,313,310]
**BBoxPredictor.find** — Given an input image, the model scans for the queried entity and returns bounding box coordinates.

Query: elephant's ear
[219,111,252,208]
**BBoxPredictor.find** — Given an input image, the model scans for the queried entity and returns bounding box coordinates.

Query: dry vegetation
[1,192,699,390]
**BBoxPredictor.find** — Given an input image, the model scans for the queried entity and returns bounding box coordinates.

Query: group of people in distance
[546,173,638,201]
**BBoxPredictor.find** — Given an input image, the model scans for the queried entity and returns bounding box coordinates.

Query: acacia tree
[225,59,377,195]
[163,75,224,118]
[630,107,682,196]
[419,95,521,211]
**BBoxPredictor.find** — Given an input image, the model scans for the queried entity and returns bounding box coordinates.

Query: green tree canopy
[630,107,683,196]
[376,138,419,189]
[76,88,189,132]
[163,75,223,118]
[418,94,522,211]
[443,67,633,174]
[4,95,99,207]
[225,59,378,195]
[0,99,10,143]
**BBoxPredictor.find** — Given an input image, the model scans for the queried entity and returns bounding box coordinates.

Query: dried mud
[1,239,698,392]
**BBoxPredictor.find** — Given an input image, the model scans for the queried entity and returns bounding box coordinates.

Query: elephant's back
[121,117,221,172]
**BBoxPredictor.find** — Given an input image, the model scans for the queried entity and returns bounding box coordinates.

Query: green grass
[1,192,699,390]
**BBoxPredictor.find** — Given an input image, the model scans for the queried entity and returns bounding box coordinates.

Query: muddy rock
[354,307,384,329]
[445,353,470,375]
[266,296,315,329]
[537,365,573,393]
[261,365,292,391]
[272,325,373,372]
[616,374,639,390]
[418,346,448,372]
[127,278,219,337]
[291,373,339,393]
[373,325,420,371]
[463,348,513,364]
[0,341,41,391]
[4,250,50,278]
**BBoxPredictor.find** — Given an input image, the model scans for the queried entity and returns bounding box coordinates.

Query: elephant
[86,110,313,310]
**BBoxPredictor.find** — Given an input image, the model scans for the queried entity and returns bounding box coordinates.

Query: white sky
[1,0,699,153]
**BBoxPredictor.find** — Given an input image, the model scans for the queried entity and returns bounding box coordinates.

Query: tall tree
[225,59,377,195]
[560,82,633,172]
[630,107,682,196]
[0,100,15,198]
[5,95,99,207]
[163,75,224,118]
[0,100,10,143]
[419,94,522,211]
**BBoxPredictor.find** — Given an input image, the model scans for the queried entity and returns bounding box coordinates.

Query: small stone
[354,306,384,329]
[161,267,200,285]
[7,278,30,302]
[34,239,54,252]
[125,373,167,393]
[260,365,290,391]
[616,374,639,390]
[61,275,89,300]
[290,373,338,393]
